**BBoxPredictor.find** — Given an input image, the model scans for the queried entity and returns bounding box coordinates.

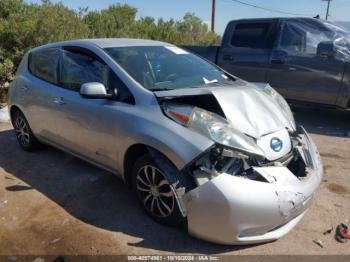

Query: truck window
[278,21,334,55]
[230,22,274,49]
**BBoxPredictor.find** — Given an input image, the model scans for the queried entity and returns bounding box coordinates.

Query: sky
[26,0,350,34]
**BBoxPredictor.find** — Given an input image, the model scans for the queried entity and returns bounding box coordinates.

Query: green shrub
[0,59,14,103]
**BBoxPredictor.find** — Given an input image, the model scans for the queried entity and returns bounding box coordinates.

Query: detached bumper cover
[184,128,322,245]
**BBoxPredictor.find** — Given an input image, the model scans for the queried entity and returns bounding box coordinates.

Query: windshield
[104,46,234,91]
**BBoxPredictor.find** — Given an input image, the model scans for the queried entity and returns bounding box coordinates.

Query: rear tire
[132,154,185,226]
[12,110,42,151]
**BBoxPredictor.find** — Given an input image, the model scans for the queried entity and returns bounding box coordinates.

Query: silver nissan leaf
[8,39,323,245]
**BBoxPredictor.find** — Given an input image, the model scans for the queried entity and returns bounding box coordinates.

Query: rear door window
[231,22,275,49]
[29,48,59,84]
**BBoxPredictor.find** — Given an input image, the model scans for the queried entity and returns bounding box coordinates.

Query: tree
[0,0,221,102]
[0,0,89,65]
[84,4,137,38]
[176,13,220,45]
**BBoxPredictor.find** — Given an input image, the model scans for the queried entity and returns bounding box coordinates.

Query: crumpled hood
[211,85,295,138]
[155,83,295,139]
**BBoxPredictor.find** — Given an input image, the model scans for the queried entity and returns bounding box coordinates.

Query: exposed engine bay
[190,129,309,187]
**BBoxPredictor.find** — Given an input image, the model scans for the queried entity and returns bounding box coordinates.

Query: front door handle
[271,58,285,64]
[53,97,66,105]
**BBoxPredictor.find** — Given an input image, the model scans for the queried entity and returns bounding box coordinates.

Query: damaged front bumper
[183,127,323,245]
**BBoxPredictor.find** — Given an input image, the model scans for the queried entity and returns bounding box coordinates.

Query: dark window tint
[61,49,134,103]
[231,23,274,49]
[29,48,59,84]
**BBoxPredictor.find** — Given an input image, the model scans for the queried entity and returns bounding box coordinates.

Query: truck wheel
[132,154,185,226]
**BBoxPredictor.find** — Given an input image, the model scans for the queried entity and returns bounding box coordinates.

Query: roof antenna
[314,14,320,19]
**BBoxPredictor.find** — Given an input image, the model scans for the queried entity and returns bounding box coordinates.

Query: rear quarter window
[29,48,59,84]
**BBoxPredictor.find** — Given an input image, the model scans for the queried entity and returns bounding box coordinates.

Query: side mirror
[317,41,335,58]
[80,82,112,99]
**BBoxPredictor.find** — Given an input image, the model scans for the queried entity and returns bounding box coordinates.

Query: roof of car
[36,38,170,50]
[81,38,170,48]
[228,17,323,23]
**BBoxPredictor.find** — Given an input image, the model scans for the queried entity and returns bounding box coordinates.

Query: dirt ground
[0,107,349,256]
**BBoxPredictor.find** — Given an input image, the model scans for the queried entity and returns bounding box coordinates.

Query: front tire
[12,110,42,151]
[132,154,184,225]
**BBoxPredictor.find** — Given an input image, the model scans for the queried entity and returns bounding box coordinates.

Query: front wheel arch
[132,153,185,225]
[123,143,149,187]
[123,144,195,191]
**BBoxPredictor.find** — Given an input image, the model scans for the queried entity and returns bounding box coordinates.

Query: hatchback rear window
[29,48,59,84]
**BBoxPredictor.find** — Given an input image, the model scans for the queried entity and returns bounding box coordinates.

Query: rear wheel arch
[10,106,42,151]
[9,105,28,125]
[9,105,22,121]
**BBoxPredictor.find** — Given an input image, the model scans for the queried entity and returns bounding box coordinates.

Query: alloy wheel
[14,114,30,147]
[136,165,175,218]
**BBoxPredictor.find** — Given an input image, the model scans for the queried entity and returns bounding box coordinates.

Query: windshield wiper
[149,87,174,91]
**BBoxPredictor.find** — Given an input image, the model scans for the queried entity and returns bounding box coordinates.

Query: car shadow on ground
[0,129,260,254]
[292,106,350,137]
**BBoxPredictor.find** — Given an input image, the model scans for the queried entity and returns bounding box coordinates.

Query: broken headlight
[163,102,265,158]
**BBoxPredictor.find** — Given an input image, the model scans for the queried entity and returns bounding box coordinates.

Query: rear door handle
[53,97,66,105]
[223,54,234,61]
[21,85,28,92]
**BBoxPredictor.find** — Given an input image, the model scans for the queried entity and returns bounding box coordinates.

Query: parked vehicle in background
[8,39,323,245]
[181,17,350,109]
